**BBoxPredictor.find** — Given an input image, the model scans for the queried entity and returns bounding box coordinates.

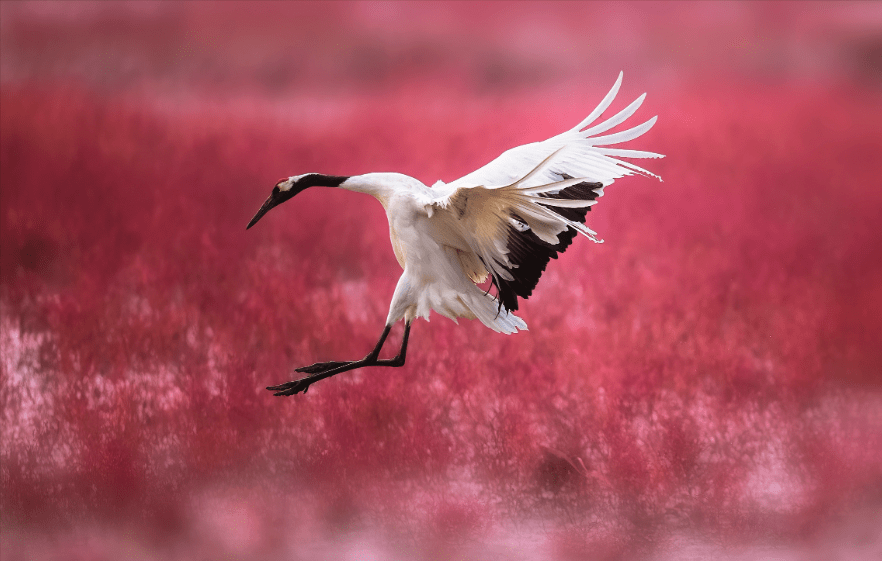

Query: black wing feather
[491,178,603,312]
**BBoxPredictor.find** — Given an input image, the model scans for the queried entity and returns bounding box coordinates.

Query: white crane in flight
[247,72,663,396]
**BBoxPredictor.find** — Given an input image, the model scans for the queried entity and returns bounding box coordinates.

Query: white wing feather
[438,71,663,193]
[417,72,664,305]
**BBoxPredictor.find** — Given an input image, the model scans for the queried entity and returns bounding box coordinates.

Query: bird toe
[266,378,312,396]
[296,361,349,374]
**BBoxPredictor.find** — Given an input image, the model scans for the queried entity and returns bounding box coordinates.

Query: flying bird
[247,72,663,396]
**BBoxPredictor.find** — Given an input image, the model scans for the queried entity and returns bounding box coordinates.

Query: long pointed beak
[246,192,280,230]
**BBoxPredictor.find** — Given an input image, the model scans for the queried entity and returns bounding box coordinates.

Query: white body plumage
[335,71,663,333]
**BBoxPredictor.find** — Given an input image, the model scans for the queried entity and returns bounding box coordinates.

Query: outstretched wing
[442,71,662,193]
[422,72,663,312]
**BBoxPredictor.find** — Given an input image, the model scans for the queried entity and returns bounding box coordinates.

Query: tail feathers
[475,293,527,334]
[458,290,527,334]
[406,273,527,334]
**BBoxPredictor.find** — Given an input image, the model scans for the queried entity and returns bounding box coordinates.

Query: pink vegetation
[2,2,881,559]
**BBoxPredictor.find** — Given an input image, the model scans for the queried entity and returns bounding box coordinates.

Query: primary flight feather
[247,72,663,396]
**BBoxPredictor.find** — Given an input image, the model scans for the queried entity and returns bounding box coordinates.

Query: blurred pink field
[2,2,882,560]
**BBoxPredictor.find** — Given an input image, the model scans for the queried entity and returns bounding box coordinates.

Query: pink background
[2,2,881,559]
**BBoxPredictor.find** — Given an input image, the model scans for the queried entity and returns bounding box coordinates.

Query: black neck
[297,173,350,189]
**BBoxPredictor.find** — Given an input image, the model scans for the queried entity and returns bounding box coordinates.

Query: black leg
[294,324,392,375]
[267,321,411,396]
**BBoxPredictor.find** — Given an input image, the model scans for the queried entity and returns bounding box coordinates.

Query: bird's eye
[273,185,280,194]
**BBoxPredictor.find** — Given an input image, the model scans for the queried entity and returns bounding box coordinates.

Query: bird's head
[246,173,349,229]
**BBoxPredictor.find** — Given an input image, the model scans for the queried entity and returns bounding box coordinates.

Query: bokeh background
[2,2,881,559]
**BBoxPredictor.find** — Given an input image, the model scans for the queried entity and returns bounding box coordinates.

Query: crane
[247,72,663,396]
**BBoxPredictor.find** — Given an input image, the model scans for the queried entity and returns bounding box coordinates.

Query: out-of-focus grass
[2,2,882,559]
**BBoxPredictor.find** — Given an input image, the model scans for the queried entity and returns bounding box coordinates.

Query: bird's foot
[295,361,350,375]
[267,356,387,396]
[267,359,360,396]
[267,376,317,396]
